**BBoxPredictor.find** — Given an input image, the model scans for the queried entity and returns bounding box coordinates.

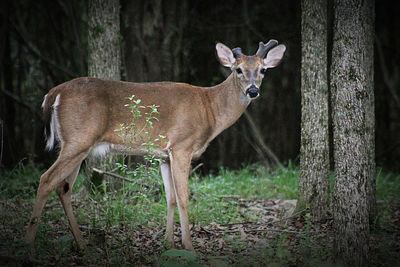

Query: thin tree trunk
[331,0,375,265]
[298,0,330,222]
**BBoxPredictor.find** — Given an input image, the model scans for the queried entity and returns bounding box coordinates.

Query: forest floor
[0,163,399,266]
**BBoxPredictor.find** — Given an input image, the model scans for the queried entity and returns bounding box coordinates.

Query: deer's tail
[42,92,61,151]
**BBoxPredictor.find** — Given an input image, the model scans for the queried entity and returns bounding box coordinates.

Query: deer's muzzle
[246,85,259,99]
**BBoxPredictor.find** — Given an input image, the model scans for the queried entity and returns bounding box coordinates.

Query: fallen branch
[193,225,215,235]
[206,194,242,199]
[204,194,273,202]
[92,167,135,183]
[271,208,308,224]
[190,163,204,175]
[244,228,307,234]
[200,225,314,235]
[219,221,256,226]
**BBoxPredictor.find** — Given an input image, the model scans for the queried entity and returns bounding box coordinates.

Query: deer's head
[216,40,286,100]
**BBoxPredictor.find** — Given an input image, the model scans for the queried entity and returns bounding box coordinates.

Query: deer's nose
[246,85,259,98]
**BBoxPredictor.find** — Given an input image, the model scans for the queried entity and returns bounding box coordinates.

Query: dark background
[0,0,399,173]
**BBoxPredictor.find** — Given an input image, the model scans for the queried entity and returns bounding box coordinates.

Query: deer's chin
[246,93,260,100]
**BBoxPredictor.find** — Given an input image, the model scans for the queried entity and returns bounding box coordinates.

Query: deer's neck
[207,74,250,135]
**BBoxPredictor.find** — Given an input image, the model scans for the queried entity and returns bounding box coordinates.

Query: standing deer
[26,40,286,252]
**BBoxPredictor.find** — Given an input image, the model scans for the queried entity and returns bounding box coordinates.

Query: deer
[26,40,286,252]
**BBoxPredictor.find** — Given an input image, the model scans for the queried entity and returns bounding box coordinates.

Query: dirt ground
[0,197,399,266]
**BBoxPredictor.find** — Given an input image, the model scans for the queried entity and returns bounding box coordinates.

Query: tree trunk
[88,0,121,80]
[298,0,330,222]
[331,0,375,265]
[87,0,121,189]
[364,4,376,226]
[0,0,17,167]
[122,0,188,82]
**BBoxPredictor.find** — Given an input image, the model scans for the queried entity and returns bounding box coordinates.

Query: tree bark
[122,0,188,82]
[331,0,375,265]
[88,0,121,188]
[298,0,330,222]
[0,0,18,167]
[88,0,121,80]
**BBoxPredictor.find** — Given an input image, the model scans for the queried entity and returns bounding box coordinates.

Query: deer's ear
[216,43,236,68]
[264,44,286,68]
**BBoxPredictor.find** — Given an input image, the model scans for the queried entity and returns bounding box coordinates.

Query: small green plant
[116,95,163,147]
[114,94,165,177]
[82,95,167,228]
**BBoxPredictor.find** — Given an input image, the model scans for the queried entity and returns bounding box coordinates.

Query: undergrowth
[0,161,399,266]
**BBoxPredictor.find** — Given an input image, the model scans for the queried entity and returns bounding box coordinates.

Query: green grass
[189,164,299,225]
[0,159,43,199]
[193,163,299,199]
[72,163,300,228]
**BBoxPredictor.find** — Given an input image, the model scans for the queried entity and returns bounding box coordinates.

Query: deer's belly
[89,142,169,159]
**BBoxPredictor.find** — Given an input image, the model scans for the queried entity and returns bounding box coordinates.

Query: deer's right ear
[216,43,235,68]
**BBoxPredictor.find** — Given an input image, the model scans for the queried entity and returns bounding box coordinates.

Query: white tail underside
[45,94,61,151]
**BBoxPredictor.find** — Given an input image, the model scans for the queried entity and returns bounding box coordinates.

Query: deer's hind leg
[55,165,85,249]
[26,145,90,250]
[161,162,176,247]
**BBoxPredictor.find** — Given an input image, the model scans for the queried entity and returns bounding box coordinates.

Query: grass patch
[372,169,400,267]
[376,169,400,202]
[76,163,300,229]
[193,163,299,199]
[0,159,43,199]
[190,163,298,225]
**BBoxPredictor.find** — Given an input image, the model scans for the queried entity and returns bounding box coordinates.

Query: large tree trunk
[88,0,121,188]
[298,0,330,222]
[331,0,375,265]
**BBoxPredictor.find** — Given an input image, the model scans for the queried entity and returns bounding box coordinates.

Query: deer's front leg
[169,150,194,251]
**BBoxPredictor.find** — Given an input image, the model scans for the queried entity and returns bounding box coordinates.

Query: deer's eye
[260,68,267,74]
[236,68,243,74]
